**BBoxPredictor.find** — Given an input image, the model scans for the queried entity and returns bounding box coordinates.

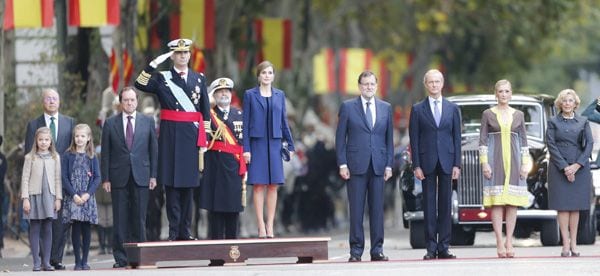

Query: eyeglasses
[44,96,59,103]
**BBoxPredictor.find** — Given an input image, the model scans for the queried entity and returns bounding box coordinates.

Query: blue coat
[335,97,394,175]
[408,98,462,175]
[242,87,295,184]
[134,65,209,188]
[61,152,101,197]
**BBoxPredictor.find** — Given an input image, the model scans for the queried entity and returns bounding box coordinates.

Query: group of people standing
[18,36,600,271]
[20,38,295,270]
[336,68,598,262]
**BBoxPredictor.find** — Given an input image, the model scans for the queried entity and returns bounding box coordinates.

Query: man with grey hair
[24,88,75,270]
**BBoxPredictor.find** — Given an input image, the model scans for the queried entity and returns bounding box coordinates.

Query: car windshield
[458,103,544,140]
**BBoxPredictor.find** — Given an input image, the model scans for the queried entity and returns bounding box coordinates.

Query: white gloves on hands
[150,51,174,68]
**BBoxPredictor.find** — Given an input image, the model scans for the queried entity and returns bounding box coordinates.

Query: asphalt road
[2,225,600,275]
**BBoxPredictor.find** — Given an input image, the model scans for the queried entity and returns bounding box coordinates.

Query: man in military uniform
[134,38,210,241]
[199,78,245,242]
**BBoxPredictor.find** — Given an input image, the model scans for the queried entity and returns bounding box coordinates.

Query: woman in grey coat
[546,89,593,257]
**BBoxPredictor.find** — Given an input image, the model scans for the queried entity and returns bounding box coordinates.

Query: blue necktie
[365,101,373,129]
[433,100,441,127]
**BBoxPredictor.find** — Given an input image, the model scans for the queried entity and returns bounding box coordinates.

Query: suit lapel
[422,99,437,127]
[353,97,371,131]
[115,114,127,149]
[252,88,266,109]
[374,99,385,130]
[170,68,189,93]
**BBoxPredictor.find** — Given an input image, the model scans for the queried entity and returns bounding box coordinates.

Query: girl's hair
[67,124,95,158]
[30,127,58,160]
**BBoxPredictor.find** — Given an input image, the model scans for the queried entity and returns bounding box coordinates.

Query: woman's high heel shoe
[506,250,515,258]
[497,250,507,258]
[560,251,570,257]
[570,250,580,257]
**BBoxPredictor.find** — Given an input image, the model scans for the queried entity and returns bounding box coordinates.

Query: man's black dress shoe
[370,253,389,261]
[437,251,456,259]
[50,262,66,270]
[113,262,127,268]
[179,235,197,241]
[348,255,361,262]
[423,252,437,260]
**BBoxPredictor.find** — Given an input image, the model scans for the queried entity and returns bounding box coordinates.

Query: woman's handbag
[281,141,291,162]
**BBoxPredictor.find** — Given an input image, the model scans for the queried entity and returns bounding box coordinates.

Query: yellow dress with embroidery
[479,107,530,207]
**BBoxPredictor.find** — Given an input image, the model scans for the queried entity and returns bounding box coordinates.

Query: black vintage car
[400,94,598,248]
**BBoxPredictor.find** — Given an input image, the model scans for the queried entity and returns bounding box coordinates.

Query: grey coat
[546,114,593,211]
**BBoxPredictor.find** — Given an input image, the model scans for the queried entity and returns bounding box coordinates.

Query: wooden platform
[123,237,331,268]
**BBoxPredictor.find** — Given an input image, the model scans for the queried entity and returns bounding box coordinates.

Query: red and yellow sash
[208,109,246,175]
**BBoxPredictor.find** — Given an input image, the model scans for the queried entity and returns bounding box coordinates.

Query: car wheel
[513,225,533,239]
[450,225,475,246]
[540,219,560,246]
[577,209,597,245]
[409,220,426,249]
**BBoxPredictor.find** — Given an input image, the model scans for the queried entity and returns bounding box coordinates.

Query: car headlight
[523,152,534,174]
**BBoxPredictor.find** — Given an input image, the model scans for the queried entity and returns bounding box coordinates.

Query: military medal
[191,85,201,104]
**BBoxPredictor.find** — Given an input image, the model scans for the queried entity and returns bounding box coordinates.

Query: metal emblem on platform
[229,246,240,262]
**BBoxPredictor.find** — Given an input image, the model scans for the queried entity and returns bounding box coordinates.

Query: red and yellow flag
[122,49,133,86]
[68,0,120,27]
[170,0,215,50]
[338,48,373,95]
[109,48,119,93]
[313,48,335,95]
[254,18,292,69]
[191,46,206,73]
[3,0,54,30]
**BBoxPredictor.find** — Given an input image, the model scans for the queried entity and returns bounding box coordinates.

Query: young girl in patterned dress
[21,127,62,271]
[61,124,100,270]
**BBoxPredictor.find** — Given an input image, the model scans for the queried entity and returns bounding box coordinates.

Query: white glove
[150,51,174,68]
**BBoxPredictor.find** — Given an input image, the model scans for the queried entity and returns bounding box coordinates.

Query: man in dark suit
[101,87,158,268]
[409,69,461,260]
[335,71,393,262]
[134,38,210,241]
[24,88,75,270]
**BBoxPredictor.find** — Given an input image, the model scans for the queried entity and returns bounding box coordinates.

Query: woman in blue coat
[242,61,295,238]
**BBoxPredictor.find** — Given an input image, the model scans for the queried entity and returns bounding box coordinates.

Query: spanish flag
[122,49,133,86]
[338,48,373,96]
[254,18,292,70]
[3,0,54,30]
[370,56,390,99]
[313,48,335,95]
[191,46,206,73]
[170,0,215,50]
[68,0,120,27]
[109,48,119,93]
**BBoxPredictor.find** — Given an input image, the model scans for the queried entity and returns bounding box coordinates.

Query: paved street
[2,225,600,275]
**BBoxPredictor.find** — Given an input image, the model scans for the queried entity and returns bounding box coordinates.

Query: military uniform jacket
[199,106,244,212]
[134,65,210,188]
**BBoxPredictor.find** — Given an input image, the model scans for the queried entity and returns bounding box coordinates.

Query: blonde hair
[554,89,580,113]
[29,127,58,160]
[494,79,512,92]
[67,124,95,158]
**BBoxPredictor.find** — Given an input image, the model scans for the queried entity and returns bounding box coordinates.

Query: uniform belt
[160,109,206,147]
[209,140,247,176]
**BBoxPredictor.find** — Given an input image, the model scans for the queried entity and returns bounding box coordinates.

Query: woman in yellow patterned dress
[479,80,530,258]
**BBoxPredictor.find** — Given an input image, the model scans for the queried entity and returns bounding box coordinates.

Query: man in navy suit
[409,69,461,260]
[24,88,75,270]
[134,38,210,241]
[101,87,158,268]
[335,71,393,262]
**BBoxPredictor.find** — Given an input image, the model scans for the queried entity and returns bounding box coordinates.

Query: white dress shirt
[428,96,443,117]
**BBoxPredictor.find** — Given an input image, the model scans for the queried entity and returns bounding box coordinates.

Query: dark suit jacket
[25,114,75,154]
[242,86,295,152]
[101,112,158,188]
[409,97,461,175]
[335,97,394,175]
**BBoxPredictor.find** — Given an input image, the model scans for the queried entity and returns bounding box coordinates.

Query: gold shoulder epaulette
[136,71,151,85]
